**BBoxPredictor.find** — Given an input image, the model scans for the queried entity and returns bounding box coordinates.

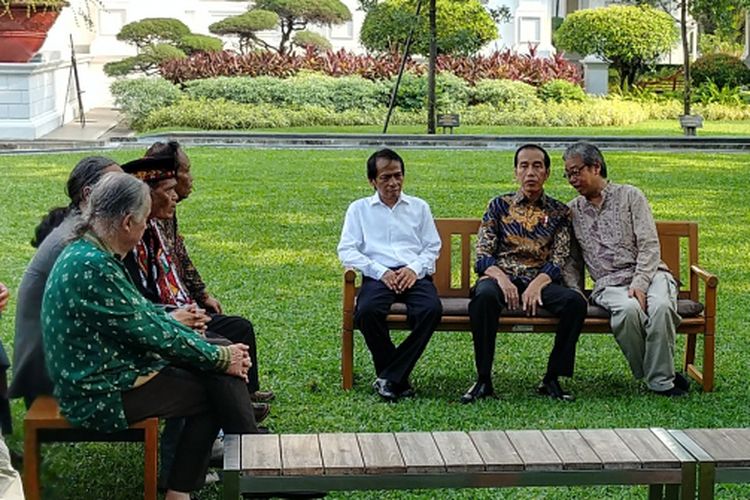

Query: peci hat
[121,155,177,184]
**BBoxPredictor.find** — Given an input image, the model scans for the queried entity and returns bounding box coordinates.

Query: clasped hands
[381,267,417,294]
[170,303,211,333]
[225,343,252,382]
[485,267,550,316]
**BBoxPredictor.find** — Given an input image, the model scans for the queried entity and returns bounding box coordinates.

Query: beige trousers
[0,435,24,500]
[593,271,681,391]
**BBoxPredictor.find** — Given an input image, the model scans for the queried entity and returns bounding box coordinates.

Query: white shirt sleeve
[406,202,441,279]
[337,201,389,280]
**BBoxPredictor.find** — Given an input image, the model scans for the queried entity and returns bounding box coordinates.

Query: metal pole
[383,0,424,134]
[681,0,691,118]
[427,0,437,134]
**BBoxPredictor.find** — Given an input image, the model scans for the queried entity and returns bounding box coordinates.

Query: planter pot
[0,4,64,63]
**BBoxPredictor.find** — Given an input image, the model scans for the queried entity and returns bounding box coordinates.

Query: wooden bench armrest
[344,268,357,284]
[690,265,718,289]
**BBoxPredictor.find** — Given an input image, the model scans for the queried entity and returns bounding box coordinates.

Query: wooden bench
[222,428,696,499]
[342,219,718,391]
[23,395,159,500]
[669,428,750,499]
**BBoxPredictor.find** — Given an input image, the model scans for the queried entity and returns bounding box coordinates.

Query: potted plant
[0,1,70,62]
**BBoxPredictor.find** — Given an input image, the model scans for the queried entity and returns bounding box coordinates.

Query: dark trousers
[468,278,587,382]
[122,366,257,493]
[354,276,442,384]
[206,313,259,393]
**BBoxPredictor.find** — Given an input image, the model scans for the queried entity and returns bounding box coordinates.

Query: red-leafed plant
[160,46,581,87]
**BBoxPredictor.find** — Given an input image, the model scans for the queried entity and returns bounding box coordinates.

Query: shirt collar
[512,189,547,207]
[368,192,408,207]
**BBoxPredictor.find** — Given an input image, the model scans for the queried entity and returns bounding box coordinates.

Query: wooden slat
[469,431,524,471]
[615,429,680,469]
[395,432,445,473]
[240,434,281,476]
[319,433,364,475]
[432,431,485,472]
[357,433,406,474]
[280,434,323,476]
[543,430,602,470]
[579,429,640,470]
[684,429,750,467]
[506,430,562,470]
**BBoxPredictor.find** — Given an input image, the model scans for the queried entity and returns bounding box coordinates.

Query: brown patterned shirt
[565,182,669,295]
[475,191,572,283]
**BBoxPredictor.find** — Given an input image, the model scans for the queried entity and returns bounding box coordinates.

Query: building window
[329,21,354,40]
[518,17,541,43]
[99,9,126,36]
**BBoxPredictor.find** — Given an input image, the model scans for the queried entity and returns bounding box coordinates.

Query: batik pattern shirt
[42,236,231,433]
[566,182,669,295]
[156,216,208,305]
[475,191,572,283]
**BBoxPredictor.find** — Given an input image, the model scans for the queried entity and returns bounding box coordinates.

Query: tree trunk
[427,0,437,134]
[682,0,692,116]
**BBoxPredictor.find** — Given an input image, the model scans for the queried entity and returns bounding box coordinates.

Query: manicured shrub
[104,44,187,77]
[208,10,280,54]
[293,31,332,51]
[691,53,750,88]
[470,79,540,109]
[694,102,750,120]
[184,73,386,111]
[110,77,183,128]
[117,18,191,49]
[178,34,224,55]
[538,79,586,103]
[385,71,469,111]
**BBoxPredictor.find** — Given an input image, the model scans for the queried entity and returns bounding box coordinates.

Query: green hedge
[110,77,183,127]
[692,53,750,88]
[469,79,541,109]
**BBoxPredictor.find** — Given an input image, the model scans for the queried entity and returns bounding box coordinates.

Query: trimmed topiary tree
[209,10,280,54]
[555,4,678,90]
[252,0,351,55]
[116,18,191,49]
[293,31,332,51]
[360,0,497,56]
[104,44,187,77]
[178,34,224,55]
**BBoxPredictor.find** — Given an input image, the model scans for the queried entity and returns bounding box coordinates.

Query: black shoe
[460,381,494,404]
[251,390,276,402]
[652,386,688,397]
[396,380,415,398]
[372,378,399,402]
[537,379,575,401]
[673,372,690,391]
[253,402,271,423]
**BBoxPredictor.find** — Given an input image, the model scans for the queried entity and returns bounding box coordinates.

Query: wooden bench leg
[702,333,715,392]
[144,421,158,500]
[23,425,40,500]
[683,333,696,371]
[342,327,354,390]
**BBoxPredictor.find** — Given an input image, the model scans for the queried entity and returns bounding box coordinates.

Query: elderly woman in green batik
[41,172,259,500]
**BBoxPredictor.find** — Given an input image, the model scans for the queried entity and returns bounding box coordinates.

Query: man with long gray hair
[562,141,688,397]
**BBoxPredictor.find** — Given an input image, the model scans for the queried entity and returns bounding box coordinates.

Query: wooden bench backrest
[433,218,699,300]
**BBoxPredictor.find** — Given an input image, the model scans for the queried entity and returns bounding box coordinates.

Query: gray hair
[75,172,150,240]
[562,141,608,178]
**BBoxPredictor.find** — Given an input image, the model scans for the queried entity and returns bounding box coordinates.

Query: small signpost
[437,113,460,134]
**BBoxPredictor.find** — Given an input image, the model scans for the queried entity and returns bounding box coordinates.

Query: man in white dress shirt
[337,149,442,402]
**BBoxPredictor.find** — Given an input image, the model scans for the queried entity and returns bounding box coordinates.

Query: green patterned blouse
[42,236,231,432]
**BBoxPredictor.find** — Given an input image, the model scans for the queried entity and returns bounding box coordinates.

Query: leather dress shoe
[396,380,415,398]
[652,386,688,397]
[537,379,575,401]
[372,378,399,402]
[460,381,494,404]
[673,372,690,392]
[251,390,276,402]
[253,402,271,423]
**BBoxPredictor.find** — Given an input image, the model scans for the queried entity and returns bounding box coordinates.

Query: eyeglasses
[376,172,403,183]
[563,165,589,180]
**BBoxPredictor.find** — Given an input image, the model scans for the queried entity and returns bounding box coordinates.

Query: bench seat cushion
[389,298,704,318]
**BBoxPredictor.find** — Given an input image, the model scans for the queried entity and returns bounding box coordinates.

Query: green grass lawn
[0,148,749,499]
[144,119,750,137]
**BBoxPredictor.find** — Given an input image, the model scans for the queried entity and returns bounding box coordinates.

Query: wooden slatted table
[223,428,696,499]
[669,428,750,499]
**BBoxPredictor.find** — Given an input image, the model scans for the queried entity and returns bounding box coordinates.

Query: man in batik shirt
[461,144,587,404]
